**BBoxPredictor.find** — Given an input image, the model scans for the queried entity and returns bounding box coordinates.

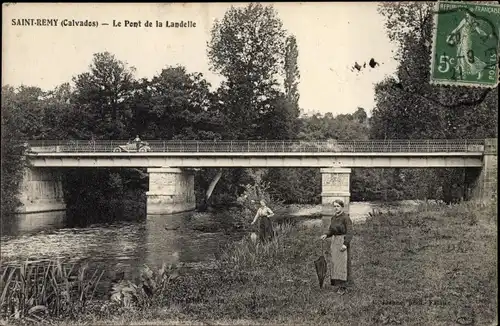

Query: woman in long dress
[446,11,491,80]
[320,199,353,295]
[251,200,275,243]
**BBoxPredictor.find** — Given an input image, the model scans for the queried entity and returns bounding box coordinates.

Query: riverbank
[278,200,445,220]
[2,201,497,325]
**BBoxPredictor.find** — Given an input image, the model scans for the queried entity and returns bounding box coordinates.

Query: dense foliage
[1,87,29,215]
[1,3,497,218]
[372,2,498,202]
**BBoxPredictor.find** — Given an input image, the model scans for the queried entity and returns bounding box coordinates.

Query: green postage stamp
[430,1,500,87]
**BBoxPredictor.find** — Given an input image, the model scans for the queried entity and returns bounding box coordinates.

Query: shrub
[110,263,179,310]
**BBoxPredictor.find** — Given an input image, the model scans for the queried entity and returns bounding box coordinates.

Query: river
[0,201,421,287]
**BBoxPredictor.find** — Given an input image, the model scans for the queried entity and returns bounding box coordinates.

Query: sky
[2,2,399,116]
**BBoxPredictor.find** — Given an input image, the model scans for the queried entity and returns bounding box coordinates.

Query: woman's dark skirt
[258,215,274,242]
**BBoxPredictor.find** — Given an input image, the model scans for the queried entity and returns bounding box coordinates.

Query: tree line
[1,3,497,218]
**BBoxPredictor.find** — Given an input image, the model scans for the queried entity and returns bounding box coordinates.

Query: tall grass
[0,259,104,323]
[219,222,295,269]
[367,199,497,226]
[0,260,181,324]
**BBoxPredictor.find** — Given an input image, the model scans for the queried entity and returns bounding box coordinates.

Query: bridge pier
[16,168,66,214]
[473,138,497,202]
[146,167,196,215]
[321,167,351,225]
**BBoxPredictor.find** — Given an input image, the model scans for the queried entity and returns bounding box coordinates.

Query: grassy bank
[2,202,497,325]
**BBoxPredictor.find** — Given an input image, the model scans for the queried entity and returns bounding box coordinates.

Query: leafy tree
[254,91,298,139]
[353,107,368,125]
[146,67,223,140]
[205,3,304,207]
[256,35,301,140]
[284,36,300,107]
[297,110,370,141]
[40,83,75,139]
[1,86,30,215]
[207,3,287,139]
[373,2,498,202]
[128,78,153,138]
[4,86,48,139]
[284,35,301,133]
[72,52,136,139]
[265,167,321,204]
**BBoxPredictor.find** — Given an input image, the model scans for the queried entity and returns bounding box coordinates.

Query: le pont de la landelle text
[11,18,197,28]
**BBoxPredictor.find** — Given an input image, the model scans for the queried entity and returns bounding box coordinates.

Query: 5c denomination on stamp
[430,1,500,88]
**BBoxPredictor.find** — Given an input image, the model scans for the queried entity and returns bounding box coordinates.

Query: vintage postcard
[2,2,497,325]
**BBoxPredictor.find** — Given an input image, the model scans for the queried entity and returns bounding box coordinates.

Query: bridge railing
[24,139,486,153]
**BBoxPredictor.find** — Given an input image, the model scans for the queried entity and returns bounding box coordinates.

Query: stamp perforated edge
[429,1,500,88]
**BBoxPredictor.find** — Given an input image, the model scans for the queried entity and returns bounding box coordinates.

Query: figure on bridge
[134,135,141,151]
[251,200,275,243]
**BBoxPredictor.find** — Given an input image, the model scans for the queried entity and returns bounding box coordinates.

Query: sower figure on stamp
[320,199,353,295]
[446,10,492,80]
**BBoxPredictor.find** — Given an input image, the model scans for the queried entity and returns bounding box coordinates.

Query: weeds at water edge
[0,259,103,323]
[219,222,295,270]
[109,263,179,310]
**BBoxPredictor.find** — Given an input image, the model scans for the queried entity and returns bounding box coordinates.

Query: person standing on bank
[251,200,275,243]
[320,199,353,294]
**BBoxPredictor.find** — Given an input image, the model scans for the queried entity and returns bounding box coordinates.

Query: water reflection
[145,213,240,271]
[1,211,66,237]
[145,213,185,269]
[0,210,242,280]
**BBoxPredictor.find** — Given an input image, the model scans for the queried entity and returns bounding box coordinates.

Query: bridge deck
[23,140,485,168]
[25,139,486,154]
